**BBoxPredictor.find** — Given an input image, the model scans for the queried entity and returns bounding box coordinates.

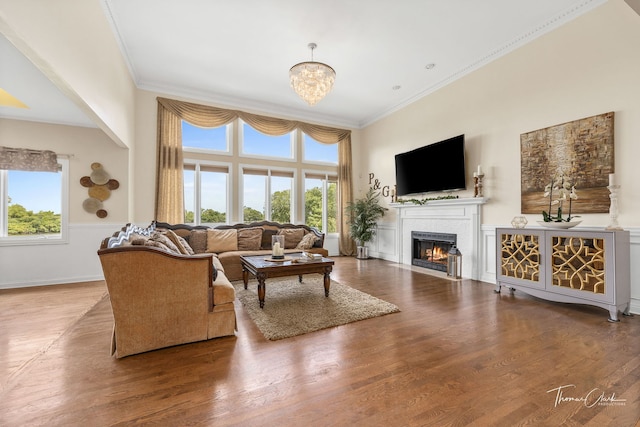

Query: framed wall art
[520,111,614,215]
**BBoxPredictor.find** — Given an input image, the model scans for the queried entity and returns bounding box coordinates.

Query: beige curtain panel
[156,97,355,255]
[0,146,58,172]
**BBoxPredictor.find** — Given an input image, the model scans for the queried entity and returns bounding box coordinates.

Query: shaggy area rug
[233,276,400,340]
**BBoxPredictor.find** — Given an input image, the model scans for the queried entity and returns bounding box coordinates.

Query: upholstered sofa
[98,223,237,358]
[155,221,329,281]
[98,221,328,357]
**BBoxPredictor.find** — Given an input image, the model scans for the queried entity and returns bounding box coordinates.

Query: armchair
[98,245,236,358]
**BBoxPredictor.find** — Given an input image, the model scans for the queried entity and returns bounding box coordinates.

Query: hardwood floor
[1,257,638,426]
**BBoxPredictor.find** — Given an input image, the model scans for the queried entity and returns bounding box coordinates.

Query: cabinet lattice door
[551,236,606,294]
[500,233,540,282]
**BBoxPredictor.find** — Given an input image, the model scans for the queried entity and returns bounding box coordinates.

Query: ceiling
[0,0,605,130]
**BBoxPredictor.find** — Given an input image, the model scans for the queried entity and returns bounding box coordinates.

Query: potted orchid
[541,174,579,223]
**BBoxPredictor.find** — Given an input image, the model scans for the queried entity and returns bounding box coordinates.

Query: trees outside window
[304,173,337,233]
[242,168,293,223]
[184,162,229,225]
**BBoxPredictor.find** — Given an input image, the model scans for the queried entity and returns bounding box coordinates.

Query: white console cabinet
[495,228,631,321]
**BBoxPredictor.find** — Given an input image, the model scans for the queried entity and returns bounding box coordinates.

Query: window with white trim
[0,158,69,245]
[184,161,229,225]
[240,120,294,160]
[304,172,337,233]
[242,167,294,223]
[182,121,230,154]
[303,133,338,165]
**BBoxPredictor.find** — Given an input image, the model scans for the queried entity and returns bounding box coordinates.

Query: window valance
[156,97,351,144]
[0,146,58,172]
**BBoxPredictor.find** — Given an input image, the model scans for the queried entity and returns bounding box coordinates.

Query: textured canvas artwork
[520,112,614,214]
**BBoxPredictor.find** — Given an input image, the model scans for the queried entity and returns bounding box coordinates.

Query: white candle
[609,173,616,186]
[273,241,281,256]
[477,165,482,175]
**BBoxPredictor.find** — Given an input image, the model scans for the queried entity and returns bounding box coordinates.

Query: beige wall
[133,90,158,222]
[357,0,640,227]
[0,0,136,148]
[0,119,129,224]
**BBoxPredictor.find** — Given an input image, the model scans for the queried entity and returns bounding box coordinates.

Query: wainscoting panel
[369,222,398,262]
[480,226,497,284]
[0,223,121,289]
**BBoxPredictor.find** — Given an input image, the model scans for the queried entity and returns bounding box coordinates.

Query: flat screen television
[395,134,466,196]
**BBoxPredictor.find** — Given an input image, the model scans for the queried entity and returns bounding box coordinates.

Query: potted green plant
[346,188,387,259]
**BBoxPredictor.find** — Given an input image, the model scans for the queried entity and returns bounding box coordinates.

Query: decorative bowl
[536,220,581,229]
[511,216,528,228]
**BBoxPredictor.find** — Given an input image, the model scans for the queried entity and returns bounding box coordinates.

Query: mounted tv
[395,134,466,196]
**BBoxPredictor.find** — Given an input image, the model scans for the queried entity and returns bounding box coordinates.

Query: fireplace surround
[392,197,486,279]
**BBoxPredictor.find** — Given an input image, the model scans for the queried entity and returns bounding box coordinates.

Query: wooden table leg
[242,266,249,290]
[298,275,303,283]
[323,266,332,297]
[257,272,267,308]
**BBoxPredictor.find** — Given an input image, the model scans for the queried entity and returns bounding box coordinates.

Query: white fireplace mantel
[391,198,487,280]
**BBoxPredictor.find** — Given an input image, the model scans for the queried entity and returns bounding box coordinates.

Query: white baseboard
[3,275,105,289]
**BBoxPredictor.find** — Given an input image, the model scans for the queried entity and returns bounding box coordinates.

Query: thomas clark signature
[547,384,627,408]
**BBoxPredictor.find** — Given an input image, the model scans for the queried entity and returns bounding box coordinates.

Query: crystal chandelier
[289,43,336,106]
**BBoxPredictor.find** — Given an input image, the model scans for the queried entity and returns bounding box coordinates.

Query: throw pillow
[296,232,318,250]
[130,234,149,246]
[207,229,238,253]
[164,229,194,255]
[277,228,304,249]
[237,227,263,251]
[261,229,278,249]
[189,230,208,254]
[150,231,181,254]
[137,236,174,253]
[177,234,195,255]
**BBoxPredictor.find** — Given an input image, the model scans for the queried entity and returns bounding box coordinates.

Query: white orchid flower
[570,186,578,200]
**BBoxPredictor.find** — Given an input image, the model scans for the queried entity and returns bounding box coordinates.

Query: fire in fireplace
[411,231,457,272]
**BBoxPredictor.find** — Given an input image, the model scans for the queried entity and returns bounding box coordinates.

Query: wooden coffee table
[240,253,334,308]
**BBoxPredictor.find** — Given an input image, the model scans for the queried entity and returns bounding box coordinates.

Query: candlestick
[606,184,623,230]
[477,165,482,175]
[474,173,484,198]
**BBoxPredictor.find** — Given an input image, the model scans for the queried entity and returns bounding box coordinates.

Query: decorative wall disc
[80,176,93,188]
[88,185,111,201]
[82,197,103,214]
[90,164,110,185]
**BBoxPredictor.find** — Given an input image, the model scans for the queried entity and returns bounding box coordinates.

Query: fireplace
[412,231,457,272]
